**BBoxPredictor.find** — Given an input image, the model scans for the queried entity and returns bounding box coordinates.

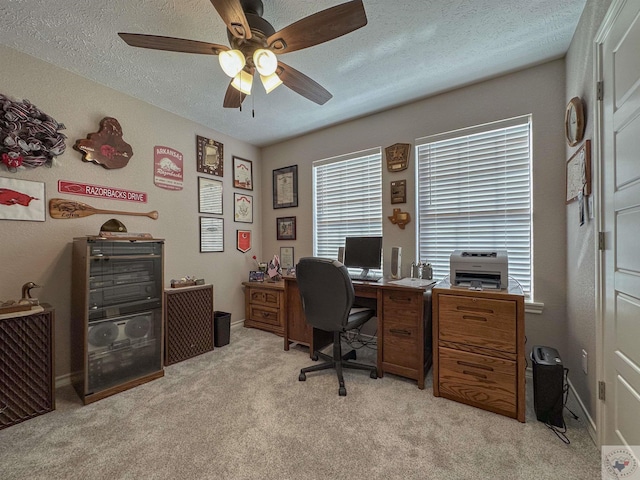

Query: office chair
[296,257,378,396]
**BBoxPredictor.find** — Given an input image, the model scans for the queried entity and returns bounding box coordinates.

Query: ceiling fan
[118,0,367,108]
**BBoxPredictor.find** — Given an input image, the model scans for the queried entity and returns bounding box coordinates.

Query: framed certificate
[273,165,298,209]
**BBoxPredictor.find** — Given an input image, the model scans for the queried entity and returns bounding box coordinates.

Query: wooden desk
[284,277,433,389]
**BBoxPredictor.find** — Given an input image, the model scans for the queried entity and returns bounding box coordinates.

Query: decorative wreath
[0,93,67,172]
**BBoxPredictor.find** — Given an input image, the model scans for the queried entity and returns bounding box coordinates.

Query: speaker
[531,345,565,427]
[338,246,345,263]
[390,246,402,279]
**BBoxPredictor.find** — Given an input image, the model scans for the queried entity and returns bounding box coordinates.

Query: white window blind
[416,116,532,295]
[313,148,382,267]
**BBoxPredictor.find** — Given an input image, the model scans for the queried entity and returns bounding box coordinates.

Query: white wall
[261,59,568,360]
[0,45,261,378]
[564,0,612,422]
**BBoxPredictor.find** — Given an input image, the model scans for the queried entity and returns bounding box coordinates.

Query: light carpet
[0,325,600,480]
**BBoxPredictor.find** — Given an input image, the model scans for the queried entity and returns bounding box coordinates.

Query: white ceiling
[0,0,587,147]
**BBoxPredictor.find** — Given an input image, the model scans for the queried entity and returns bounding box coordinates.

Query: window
[313,148,382,272]
[416,116,532,296]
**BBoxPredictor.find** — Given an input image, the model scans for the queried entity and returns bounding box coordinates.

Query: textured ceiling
[0,0,587,147]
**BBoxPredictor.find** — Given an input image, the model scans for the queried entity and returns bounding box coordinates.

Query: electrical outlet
[582,349,588,374]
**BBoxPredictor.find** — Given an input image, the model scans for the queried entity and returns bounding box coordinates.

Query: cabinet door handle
[462,370,487,379]
[462,314,487,322]
[457,360,493,371]
[390,328,411,336]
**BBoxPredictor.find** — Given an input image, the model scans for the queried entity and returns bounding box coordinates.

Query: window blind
[313,148,382,268]
[416,116,532,295]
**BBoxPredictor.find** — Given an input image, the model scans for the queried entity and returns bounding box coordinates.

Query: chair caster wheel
[370,369,378,379]
[339,387,347,396]
[346,350,356,360]
[299,372,306,381]
[311,354,318,361]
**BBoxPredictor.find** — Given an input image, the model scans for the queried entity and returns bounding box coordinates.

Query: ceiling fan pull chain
[252,92,255,118]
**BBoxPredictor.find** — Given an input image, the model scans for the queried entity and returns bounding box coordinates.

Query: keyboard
[350,275,382,283]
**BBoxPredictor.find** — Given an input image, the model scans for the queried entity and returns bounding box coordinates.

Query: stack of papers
[388,278,436,287]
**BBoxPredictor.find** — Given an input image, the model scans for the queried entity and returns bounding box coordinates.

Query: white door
[600,0,640,446]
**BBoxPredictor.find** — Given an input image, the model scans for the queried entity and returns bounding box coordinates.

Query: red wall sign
[154,146,183,190]
[58,180,147,203]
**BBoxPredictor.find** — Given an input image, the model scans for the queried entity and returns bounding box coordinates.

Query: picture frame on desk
[249,271,264,282]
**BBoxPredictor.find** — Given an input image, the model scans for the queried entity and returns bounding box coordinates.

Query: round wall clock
[565,97,585,147]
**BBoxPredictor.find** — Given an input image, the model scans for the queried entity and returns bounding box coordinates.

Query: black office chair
[296,257,378,396]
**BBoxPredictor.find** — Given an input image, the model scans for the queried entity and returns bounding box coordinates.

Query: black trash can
[213,311,231,347]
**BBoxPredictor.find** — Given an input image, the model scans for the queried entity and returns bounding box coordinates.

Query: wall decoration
[154,146,183,190]
[74,117,133,169]
[200,217,224,252]
[198,177,223,215]
[280,246,294,269]
[58,180,147,203]
[273,165,298,209]
[0,176,45,221]
[49,198,158,220]
[234,193,253,223]
[387,208,411,229]
[0,93,66,172]
[385,143,410,172]
[237,230,252,252]
[276,216,296,240]
[233,156,253,190]
[391,179,407,204]
[565,97,585,147]
[196,135,223,177]
[566,139,591,203]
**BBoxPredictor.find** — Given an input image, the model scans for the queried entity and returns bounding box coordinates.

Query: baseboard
[525,367,597,446]
[55,372,73,388]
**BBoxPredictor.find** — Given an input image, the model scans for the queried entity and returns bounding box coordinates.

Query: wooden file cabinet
[242,281,284,336]
[432,282,525,422]
[380,288,431,390]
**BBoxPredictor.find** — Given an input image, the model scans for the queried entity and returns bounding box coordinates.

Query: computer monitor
[343,236,383,279]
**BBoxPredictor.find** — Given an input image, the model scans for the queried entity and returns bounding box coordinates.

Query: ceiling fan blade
[209,0,252,40]
[223,79,247,108]
[118,33,228,55]
[267,0,367,54]
[277,61,332,105]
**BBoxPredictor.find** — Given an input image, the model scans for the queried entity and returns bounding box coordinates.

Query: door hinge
[599,232,606,251]
[597,81,604,101]
[599,380,606,401]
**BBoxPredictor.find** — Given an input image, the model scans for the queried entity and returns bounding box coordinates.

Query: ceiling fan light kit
[219,49,246,77]
[118,0,367,108]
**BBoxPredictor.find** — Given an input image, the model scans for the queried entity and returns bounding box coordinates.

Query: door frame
[593,0,638,448]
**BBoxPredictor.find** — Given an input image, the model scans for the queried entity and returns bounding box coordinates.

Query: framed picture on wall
[280,246,294,269]
[233,156,253,190]
[196,135,224,177]
[0,177,46,222]
[273,165,298,209]
[276,216,296,240]
[234,193,253,223]
[566,139,591,203]
[200,217,224,252]
[198,177,223,215]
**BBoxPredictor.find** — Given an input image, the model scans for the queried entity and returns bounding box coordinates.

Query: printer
[449,250,508,289]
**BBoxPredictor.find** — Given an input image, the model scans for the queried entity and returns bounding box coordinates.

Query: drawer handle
[462,314,487,322]
[389,296,412,304]
[463,370,487,379]
[456,306,494,314]
[261,312,270,318]
[390,328,412,336]
[457,360,493,372]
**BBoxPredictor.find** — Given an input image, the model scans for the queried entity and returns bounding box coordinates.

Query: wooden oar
[49,198,158,220]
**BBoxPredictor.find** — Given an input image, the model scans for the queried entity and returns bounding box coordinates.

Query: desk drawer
[438,294,516,353]
[439,347,516,416]
[249,305,280,326]
[383,291,422,326]
[382,321,419,370]
[249,288,281,308]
